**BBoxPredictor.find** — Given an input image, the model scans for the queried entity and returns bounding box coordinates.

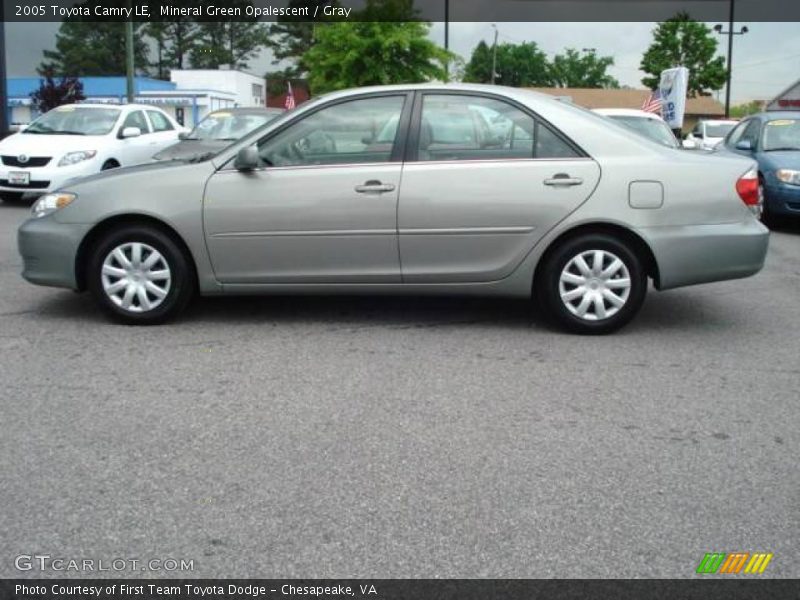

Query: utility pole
[444,0,449,51]
[713,0,748,118]
[0,2,8,137]
[443,0,450,80]
[125,0,135,103]
[490,24,498,85]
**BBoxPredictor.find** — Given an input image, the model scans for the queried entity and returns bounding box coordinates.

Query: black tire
[101,159,120,171]
[536,233,647,335]
[87,225,195,325]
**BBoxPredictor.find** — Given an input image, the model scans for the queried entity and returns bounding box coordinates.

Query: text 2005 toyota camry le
[18,84,768,334]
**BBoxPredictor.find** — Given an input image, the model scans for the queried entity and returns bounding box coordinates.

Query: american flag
[284,81,296,110]
[642,89,662,114]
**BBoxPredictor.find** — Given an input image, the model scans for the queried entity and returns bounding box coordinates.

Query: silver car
[18,84,769,334]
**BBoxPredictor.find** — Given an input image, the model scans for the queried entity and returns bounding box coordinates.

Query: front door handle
[355,180,396,194]
[544,173,583,187]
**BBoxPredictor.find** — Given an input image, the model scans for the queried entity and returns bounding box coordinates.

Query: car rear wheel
[536,233,647,334]
[87,226,194,324]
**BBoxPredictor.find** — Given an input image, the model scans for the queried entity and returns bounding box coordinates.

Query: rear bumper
[637,218,769,291]
[17,215,90,290]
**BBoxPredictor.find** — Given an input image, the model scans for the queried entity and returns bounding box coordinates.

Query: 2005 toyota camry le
[18,84,769,334]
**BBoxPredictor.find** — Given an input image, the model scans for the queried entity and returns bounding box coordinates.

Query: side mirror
[234,146,260,171]
[121,126,141,139]
[178,131,190,140]
[735,139,753,151]
[361,134,375,145]
[682,139,697,149]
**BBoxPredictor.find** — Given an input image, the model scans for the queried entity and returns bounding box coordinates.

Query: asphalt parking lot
[0,202,798,578]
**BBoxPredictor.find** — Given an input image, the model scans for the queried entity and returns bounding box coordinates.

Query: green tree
[161,10,202,71]
[549,48,619,88]
[143,1,202,77]
[191,21,268,69]
[39,22,149,76]
[190,1,267,69]
[145,22,171,80]
[303,0,450,94]
[730,100,764,118]
[463,40,550,87]
[265,0,339,78]
[640,12,726,96]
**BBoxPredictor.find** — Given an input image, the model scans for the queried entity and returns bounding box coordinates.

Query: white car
[683,119,738,150]
[0,103,184,203]
[593,108,680,149]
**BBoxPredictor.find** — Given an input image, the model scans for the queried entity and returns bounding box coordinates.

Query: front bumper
[764,180,800,216]
[18,215,91,290]
[0,160,98,198]
[637,218,769,291]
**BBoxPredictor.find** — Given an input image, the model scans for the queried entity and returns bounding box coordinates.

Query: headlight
[776,169,800,186]
[31,193,76,218]
[57,150,97,167]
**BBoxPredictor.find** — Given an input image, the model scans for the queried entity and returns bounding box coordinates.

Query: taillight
[736,168,760,207]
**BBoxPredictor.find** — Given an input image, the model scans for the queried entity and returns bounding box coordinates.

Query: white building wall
[170,69,265,108]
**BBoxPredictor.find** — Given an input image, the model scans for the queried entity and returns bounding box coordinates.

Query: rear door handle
[544,174,583,187]
[355,180,396,194]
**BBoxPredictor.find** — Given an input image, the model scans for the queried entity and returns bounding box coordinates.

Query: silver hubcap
[559,249,631,321]
[101,242,171,313]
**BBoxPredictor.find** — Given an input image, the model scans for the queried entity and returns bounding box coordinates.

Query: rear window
[609,116,678,148]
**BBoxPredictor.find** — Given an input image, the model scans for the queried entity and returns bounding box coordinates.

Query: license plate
[8,171,30,185]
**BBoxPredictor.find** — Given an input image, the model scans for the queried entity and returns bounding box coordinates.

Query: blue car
[717,111,800,223]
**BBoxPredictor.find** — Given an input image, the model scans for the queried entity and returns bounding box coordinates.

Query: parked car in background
[153,107,284,162]
[0,103,184,204]
[18,84,768,334]
[683,119,738,150]
[593,108,680,149]
[717,111,800,224]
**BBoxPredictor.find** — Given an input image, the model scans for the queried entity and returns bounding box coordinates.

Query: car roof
[208,107,283,116]
[700,119,738,125]
[53,103,171,112]
[315,82,567,104]
[752,111,800,121]
[593,108,665,120]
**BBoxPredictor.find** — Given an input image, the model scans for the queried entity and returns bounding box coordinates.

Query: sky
[5,21,800,104]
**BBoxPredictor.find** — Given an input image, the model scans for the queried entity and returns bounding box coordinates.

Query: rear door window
[147,110,174,132]
[416,94,579,161]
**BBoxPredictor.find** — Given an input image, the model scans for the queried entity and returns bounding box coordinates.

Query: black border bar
[2,580,800,600]
[3,0,800,22]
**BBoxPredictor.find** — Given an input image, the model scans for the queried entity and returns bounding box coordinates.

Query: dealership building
[6,68,266,128]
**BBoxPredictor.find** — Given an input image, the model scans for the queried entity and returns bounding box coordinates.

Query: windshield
[187,112,279,141]
[762,119,800,151]
[25,106,121,135]
[609,116,678,148]
[705,123,735,138]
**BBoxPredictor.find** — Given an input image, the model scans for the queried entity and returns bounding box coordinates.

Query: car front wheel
[87,225,194,324]
[537,234,647,334]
